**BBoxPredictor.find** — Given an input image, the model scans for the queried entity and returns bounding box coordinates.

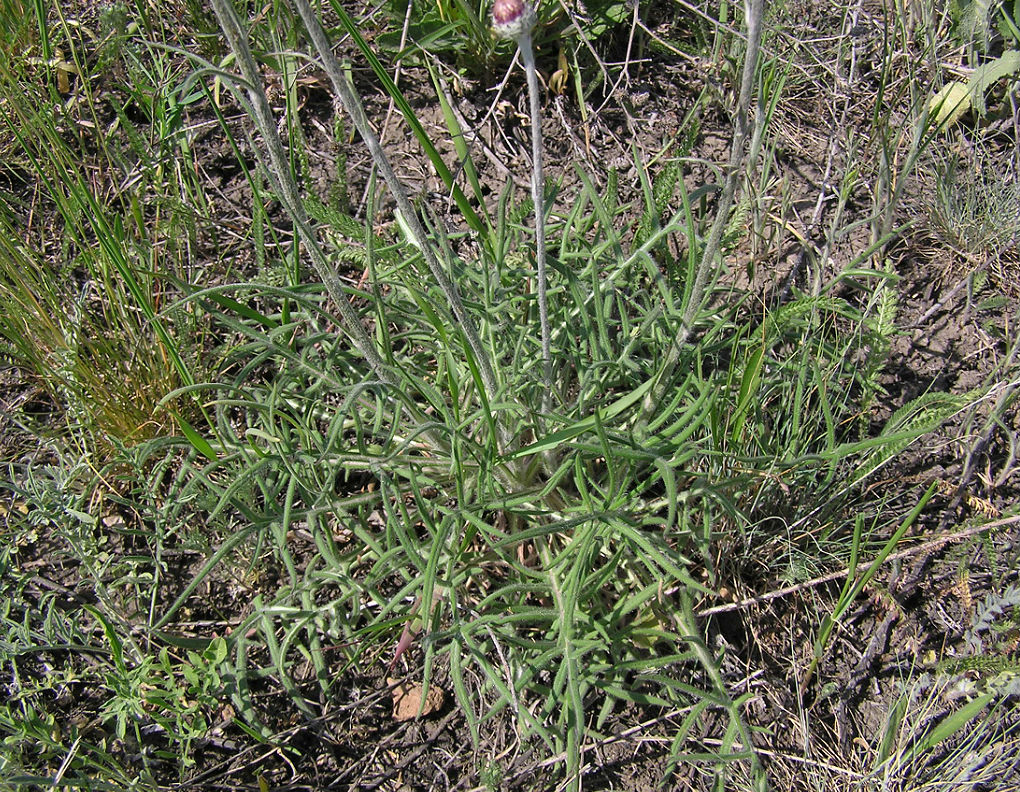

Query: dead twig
[695,513,1020,618]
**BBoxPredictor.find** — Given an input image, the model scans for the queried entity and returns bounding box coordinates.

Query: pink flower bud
[492,0,536,40]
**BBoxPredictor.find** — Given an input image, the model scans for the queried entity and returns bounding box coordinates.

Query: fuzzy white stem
[642,0,764,424]
[518,31,553,415]
[210,0,392,383]
[289,0,506,437]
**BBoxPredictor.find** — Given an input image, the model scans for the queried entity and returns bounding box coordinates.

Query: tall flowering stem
[641,0,764,426]
[212,0,516,460]
[494,0,552,415]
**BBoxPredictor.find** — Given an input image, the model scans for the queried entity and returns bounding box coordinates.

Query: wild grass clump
[922,148,1020,274]
[0,2,208,444]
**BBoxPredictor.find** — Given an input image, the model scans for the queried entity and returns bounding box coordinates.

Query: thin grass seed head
[492,0,536,40]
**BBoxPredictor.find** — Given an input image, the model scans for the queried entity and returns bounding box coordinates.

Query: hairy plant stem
[212,0,519,475]
[289,0,505,427]
[677,594,764,787]
[518,31,552,416]
[209,0,392,384]
[211,0,489,478]
[643,0,764,419]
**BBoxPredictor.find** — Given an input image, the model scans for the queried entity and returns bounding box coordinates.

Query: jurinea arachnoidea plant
[492,0,536,39]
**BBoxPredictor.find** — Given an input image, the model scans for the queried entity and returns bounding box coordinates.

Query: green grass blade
[327,0,488,237]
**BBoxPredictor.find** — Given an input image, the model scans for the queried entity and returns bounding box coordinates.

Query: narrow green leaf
[176,413,218,462]
[204,292,280,329]
[427,61,487,216]
[506,378,655,459]
[729,343,764,445]
[914,693,994,756]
